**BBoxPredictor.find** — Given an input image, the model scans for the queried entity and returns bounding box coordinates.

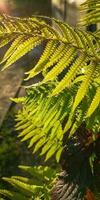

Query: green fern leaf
[42,107,63,134]
[16,120,31,132]
[52,54,87,95]
[0,189,27,200]
[43,47,76,82]
[18,165,56,182]
[43,43,68,71]
[56,147,63,163]
[10,97,25,103]
[0,189,13,198]
[72,63,96,113]
[79,0,100,26]
[18,123,36,138]
[69,110,83,137]
[64,113,73,133]
[43,107,61,131]
[54,21,73,43]
[80,30,99,60]
[72,75,85,85]
[49,121,62,141]
[2,177,42,194]
[40,141,54,156]
[18,165,43,177]
[2,37,42,70]
[25,40,57,79]
[33,137,46,153]
[11,176,31,183]
[1,35,24,64]
[45,143,58,161]
[28,131,43,148]
[0,34,15,49]
[21,130,37,142]
[0,164,57,199]
[86,87,100,118]
[55,21,83,48]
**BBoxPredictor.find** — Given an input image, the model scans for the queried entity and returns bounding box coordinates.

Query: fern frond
[25,40,57,79]
[51,19,100,60]
[27,133,42,149]
[0,189,27,200]
[0,4,99,199]
[20,129,37,142]
[18,165,56,180]
[0,34,16,49]
[51,54,87,96]
[0,7,99,157]
[13,85,73,161]
[13,79,99,160]
[40,141,55,156]
[68,110,83,137]
[79,0,100,26]
[0,14,99,73]
[72,63,96,113]
[0,35,24,64]
[2,177,42,195]
[56,147,63,163]
[43,47,76,82]
[45,143,58,161]
[2,36,42,70]
[0,165,57,200]
[86,87,100,117]
[44,43,68,69]
[33,137,46,153]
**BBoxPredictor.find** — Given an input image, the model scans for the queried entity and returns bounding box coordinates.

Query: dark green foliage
[0,110,20,180]
[0,165,57,200]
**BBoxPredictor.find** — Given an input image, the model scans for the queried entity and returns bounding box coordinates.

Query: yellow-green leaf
[72,63,96,113]
[86,87,100,118]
